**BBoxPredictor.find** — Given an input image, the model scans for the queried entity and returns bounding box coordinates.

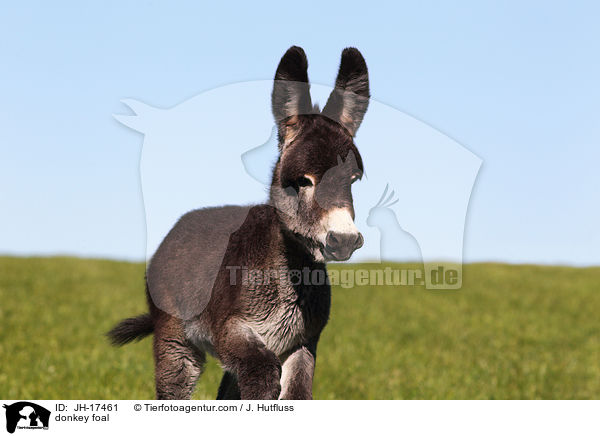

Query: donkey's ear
[272,46,313,148]
[322,48,370,136]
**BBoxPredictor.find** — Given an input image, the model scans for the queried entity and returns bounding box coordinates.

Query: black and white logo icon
[3,402,50,434]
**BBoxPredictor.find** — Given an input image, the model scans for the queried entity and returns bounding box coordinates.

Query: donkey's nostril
[326,232,340,247]
[355,232,364,250]
[325,231,363,261]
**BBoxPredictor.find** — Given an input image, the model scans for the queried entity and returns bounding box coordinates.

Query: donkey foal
[108,46,370,400]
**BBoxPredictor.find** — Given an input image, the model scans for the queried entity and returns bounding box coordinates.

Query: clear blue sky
[1,1,598,265]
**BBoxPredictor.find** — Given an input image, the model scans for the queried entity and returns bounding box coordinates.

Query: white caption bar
[0,400,597,435]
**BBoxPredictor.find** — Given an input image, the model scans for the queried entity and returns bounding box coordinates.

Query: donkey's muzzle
[324,231,364,261]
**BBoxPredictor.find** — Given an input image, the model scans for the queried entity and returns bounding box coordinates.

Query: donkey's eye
[350,171,362,183]
[297,176,314,188]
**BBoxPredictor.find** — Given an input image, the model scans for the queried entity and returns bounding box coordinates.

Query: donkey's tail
[107,313,154,346]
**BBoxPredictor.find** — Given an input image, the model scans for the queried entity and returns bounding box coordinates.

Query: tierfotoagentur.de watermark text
[226,265,459,289]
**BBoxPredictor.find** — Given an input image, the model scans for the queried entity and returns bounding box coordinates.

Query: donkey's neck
[278,223,325,270]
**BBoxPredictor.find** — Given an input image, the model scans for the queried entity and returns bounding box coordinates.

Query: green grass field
[1,257,598,399]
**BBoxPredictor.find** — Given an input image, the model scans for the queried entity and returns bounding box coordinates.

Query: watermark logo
[3,402,50,433]
[226,265,458,289]
[114,79,481,318]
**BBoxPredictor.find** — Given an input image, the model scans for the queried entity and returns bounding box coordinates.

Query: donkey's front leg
[279,345,316,400]
[216,322,281,400]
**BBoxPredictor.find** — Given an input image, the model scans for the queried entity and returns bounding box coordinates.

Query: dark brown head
[269,46,369,262]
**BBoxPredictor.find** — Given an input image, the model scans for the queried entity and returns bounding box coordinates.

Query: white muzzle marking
[318,208,359,244]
